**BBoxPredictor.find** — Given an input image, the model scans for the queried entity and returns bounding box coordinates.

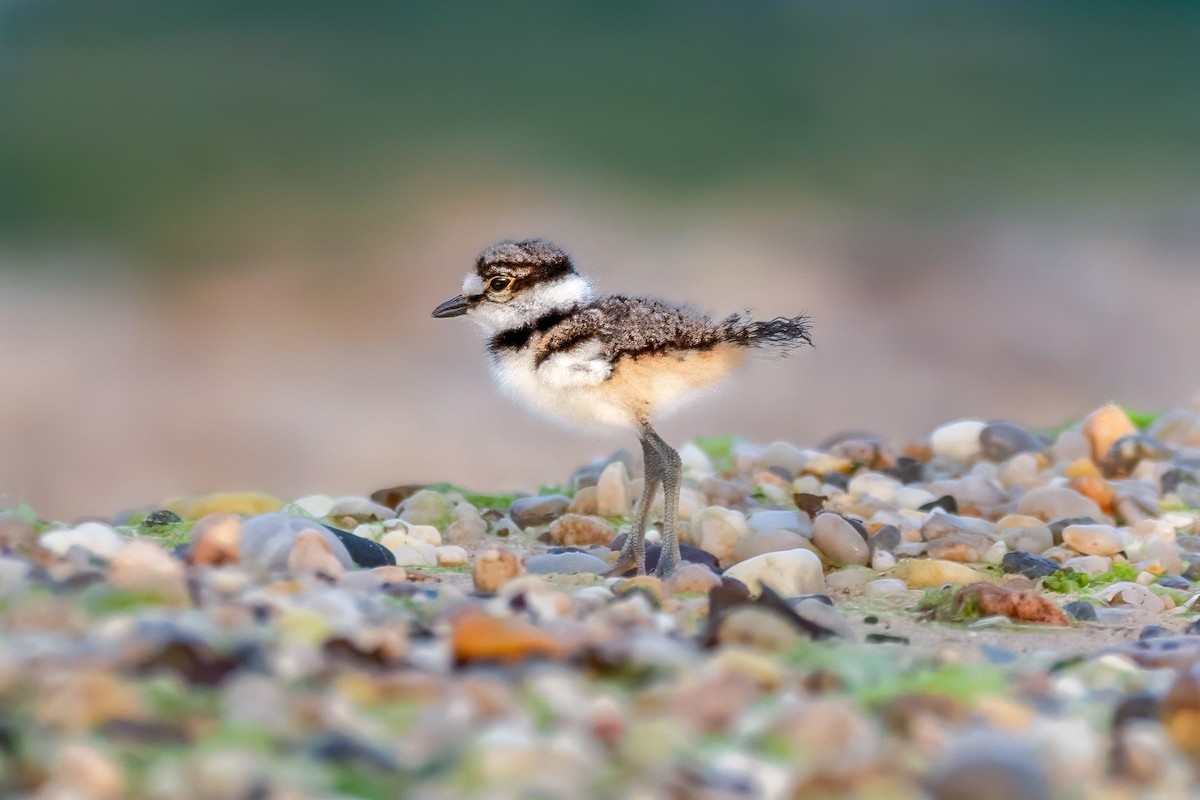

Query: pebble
[997,521,1053,555]
[398,489,455,528]
[824,566,877,590]
[595,461,630,517]
[863,577,909,596]
[890,558,983,588]
[811,513,869,567]
[979,421,1044,462]
[1016,487,1105,522]
[1097,582,1166,612]
[435,545,470,567]
[509,494,570,528]
[870,550,897,571]
[925,733,1049,800]
[1083,404,1139,464]
[760,440,809,474]
[326,496,396,521]
[108,540,189,605]
[1063,600,1098,621]
[549,514,617,547]
[188,514,242,566]
[722,549,825,598]
[732,529,818,565]
[847,472,901,503]
[926,533,991,563]
[691,507,749,565]
[165,491,282,519]
[930,419,987,461]
[473,546,522,593]
[40,522,126,560]
[240,513,355,572]
[747,509,812,536]
[287,530,345,578]
[526,552,610,575]
[1062,555,1113,575]
[1001,551,1059,579]
[867,524,901,554]
[666,562,722,594]
[920,511,993,541]
[1061,524,1124,556]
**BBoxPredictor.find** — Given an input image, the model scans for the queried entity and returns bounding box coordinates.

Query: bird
[432,238,812,578]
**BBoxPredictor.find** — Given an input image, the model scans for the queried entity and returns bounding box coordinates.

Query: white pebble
[722,549,825,598]
[930,420,987,461]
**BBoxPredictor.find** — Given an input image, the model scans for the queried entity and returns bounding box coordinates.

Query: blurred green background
[2,1,1198,517]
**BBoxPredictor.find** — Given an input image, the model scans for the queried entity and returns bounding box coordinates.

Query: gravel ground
[3,400,1200,798]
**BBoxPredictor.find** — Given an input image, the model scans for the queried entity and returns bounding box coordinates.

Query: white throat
[467,273,593,333]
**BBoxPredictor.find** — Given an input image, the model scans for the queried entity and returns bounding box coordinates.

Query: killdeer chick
[432,239,812,578]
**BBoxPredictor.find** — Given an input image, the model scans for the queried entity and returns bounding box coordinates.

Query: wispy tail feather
[720,313,813,355]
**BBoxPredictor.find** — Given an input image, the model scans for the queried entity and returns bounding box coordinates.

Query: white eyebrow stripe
[462,273,484,295]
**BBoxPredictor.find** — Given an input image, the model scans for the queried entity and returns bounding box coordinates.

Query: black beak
[432,294,471,318]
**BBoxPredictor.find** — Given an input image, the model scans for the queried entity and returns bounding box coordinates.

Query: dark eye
[489,276,513,292]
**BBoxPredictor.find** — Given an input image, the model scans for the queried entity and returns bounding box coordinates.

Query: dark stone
[369,484,425,511]
[766,465,794,482]
[884,456,925,485]
[1063,600,1098,621]
[863,615,879,624]
[1001,551,1060,579]
[1112,692,1161,730]
[1186,619,1200,636]
[322,525,396,568]
[1162,467,1199,496]
[868,524,901,555]
[822,472,849,491]
[1048,517,1097,546]
[866,633,909,645]
[615,543,720,577]
[1158,576,1192,591]
[1106,435,1172,477]
[141,509,182,529]
[509,494,570,528]
[919,495,958,514]
[312,731,400,772]
[979,422,1045,462]
[1185,563,1200,583]
[1139,625,1174,640]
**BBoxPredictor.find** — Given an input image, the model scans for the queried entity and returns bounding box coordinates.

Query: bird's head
[432,239,593,331]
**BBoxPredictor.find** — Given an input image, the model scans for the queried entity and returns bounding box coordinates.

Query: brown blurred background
[2,1,1198,520]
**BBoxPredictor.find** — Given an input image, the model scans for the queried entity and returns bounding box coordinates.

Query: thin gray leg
[642,423,683,578]
[607,432,661,576]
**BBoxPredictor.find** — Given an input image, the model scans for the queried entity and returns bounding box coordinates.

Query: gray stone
[525,552,610,575]
[397,490,455,527]
[509,495,570,528]
[925,733,1049,800]
[240,513,355,572]
[979,422,1044,462]
[747,509,812,536]
[1017,487,1105,523]
[867,524,901,555]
